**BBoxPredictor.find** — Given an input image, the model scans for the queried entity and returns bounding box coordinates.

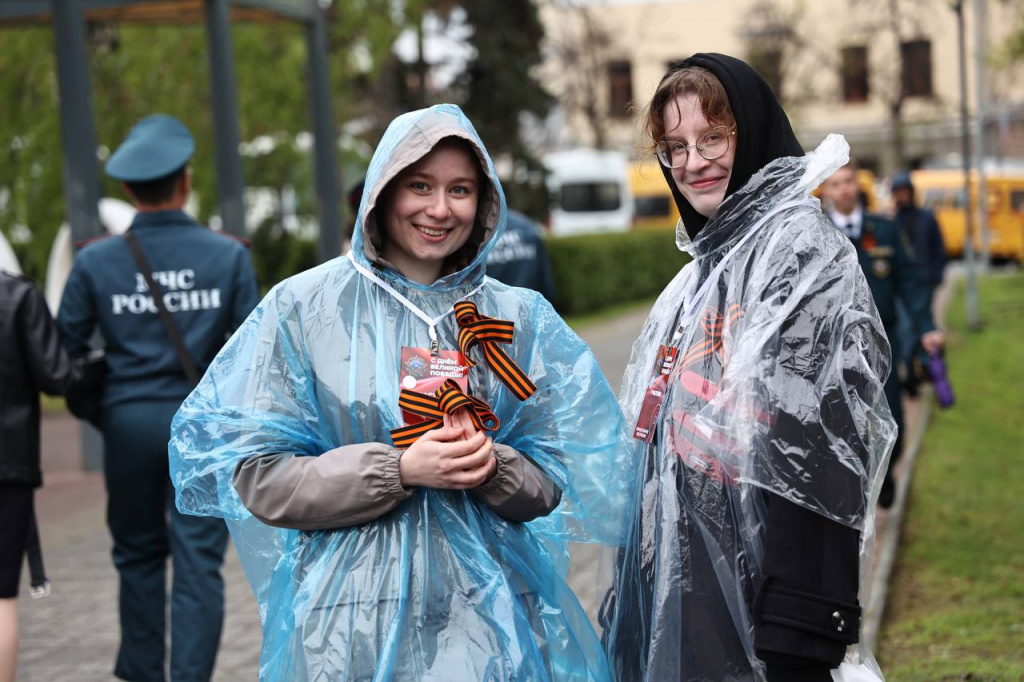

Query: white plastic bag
[832,662,885,682]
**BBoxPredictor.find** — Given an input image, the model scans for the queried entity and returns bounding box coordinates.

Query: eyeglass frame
[655,127,736,169]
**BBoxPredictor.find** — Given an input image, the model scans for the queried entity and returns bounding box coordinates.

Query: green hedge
[249,225,691,317]
[546,228,691,315]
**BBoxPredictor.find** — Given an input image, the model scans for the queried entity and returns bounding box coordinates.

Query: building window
[748,48,782,97]
[841,46,869,103]
[901,39,933,98]
[608,60,633,118]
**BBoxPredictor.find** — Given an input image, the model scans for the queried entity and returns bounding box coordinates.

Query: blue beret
[105,114,194,182]
[890,172,913,190]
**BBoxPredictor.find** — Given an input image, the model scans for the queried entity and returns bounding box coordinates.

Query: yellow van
[910,169,1024,262]
[630,158,679,230]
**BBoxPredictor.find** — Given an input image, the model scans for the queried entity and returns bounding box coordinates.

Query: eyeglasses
[655,127,736,169]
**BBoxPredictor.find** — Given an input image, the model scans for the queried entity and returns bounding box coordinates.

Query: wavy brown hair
[642,66,736,153]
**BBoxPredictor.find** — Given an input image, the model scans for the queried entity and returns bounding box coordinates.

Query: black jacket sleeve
[20,280,78,396]
[754,491,862,669]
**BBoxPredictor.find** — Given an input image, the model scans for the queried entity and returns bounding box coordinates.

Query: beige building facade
[539,0,1024,175]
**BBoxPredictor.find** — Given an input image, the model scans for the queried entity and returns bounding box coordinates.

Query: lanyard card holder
[633,345,679,442]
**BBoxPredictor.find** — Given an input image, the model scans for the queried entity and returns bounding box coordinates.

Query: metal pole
[204,0,247,237]
[51,0,103,247]
[52,0,105,472]
[306,4,342,261]
[955,0,981,330]
[973,0,990,270]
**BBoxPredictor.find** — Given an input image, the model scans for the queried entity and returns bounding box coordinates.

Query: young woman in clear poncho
[168,104,633,681]
[600,55,896,682]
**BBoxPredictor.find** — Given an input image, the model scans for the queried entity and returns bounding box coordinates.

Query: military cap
[105,114,194,182]
[890,171,913,191]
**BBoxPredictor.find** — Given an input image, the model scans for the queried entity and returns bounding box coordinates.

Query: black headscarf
[658,53,805,238]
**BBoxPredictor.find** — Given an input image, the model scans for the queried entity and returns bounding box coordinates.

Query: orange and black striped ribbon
[453,300,537,401]
[679,304,744,372]
[390,379,500,449]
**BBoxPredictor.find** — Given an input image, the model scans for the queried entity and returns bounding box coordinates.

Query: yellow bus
[629,158,679,230]
[910,169,1024,263]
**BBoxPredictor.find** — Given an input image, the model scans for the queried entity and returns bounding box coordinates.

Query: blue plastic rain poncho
[169,104,633,681]
[602,134,896,681]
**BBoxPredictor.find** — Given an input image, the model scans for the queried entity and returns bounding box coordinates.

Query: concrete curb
[861,387,933,651]
[861,270,958,652]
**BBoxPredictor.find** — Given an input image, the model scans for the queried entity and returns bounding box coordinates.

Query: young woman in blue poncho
[168,104,633,681]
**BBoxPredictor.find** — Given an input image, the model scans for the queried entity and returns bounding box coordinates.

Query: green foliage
[458,0,551,157]
[546,228,690,315]
[0,28,64,283]
[878,272,1024,679]
[0,2,557,288]
[994,2,1024,66]
[0,4,405,285]
[249,219,317,295]
[457,0,553,225]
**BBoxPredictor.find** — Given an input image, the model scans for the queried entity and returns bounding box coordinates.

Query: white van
[544,149,634,237]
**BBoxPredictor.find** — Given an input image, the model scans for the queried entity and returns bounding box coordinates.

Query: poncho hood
[351,103,506,292]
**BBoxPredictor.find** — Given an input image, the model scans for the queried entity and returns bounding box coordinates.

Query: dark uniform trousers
[102,400,228,682]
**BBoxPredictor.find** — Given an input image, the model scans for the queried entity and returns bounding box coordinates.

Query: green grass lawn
[877,271,1024,681]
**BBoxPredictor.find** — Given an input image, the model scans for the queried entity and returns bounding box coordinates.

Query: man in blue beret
[57,114,260,681]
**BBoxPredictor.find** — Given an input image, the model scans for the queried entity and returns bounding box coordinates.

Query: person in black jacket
[890,172,946,294]
[0,271,80,682]
[602,55,892,682]
[890,171,947,395]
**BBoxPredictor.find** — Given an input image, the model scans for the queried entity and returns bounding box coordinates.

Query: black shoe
[878,476,896,509]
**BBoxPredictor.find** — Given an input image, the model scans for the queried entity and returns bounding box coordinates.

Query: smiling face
[381,139,481,284]
[662,93,737,218]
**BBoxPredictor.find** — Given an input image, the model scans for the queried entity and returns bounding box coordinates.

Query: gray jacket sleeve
[470,444,562,522]
[232,443,412,531]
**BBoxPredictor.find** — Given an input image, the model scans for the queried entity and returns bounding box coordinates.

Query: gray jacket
[233,442,561,530]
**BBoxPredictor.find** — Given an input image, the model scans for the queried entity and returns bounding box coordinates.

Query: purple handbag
[927,351,955,409]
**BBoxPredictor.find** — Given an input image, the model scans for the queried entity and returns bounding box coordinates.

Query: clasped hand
[398,408,497,490]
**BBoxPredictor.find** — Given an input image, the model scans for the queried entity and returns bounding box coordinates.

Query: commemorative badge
[872,257,892,279]
[399,347,469,425]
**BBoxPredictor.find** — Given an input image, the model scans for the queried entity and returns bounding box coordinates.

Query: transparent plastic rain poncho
[169,104,633,681]
[602,135,896,681]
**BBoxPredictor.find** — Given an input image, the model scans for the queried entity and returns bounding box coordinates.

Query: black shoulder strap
[123,231,201,387]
